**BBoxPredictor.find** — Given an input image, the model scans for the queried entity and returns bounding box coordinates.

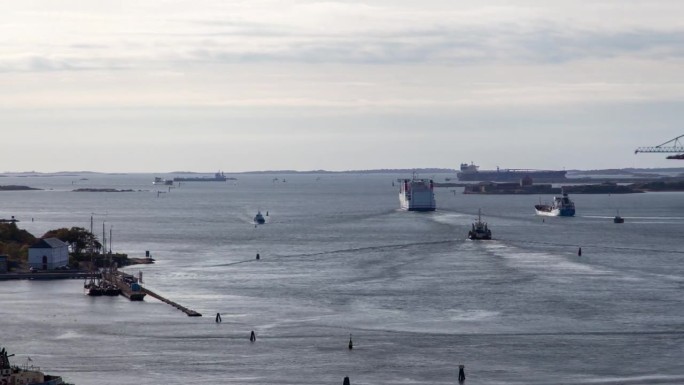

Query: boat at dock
[398,175,436,211]
[101,270,146,301]
[535,190,576,217]
[1,347,72,385]
[468,209,492,240]
[458,162,567,182]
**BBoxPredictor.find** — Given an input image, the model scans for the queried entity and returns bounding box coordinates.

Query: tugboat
[535,190,575,217]
[1,346,72,385]
[468,209,492,240]
[613,210,625,224]
[254,211,266,225]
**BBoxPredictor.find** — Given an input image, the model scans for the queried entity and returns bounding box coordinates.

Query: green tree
[42,227,101,256]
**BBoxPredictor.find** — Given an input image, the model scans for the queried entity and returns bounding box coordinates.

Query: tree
[42,227,101,256]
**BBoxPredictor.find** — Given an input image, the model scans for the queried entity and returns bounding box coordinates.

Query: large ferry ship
[398,176,436,211]
[457,163,567,182]
[535,191,576,217]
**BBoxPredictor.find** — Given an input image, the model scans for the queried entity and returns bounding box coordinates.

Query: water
[1,173,683,384]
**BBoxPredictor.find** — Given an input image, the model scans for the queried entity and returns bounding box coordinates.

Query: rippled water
[1,173,683,384]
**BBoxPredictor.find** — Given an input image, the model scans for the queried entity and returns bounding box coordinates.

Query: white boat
[254,211,265,224]
[153,177,173,186]
[468,209,492,240]
[535,190,575,217]
[398,175,436,211]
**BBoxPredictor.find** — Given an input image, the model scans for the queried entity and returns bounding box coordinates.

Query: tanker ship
[398,176,436,211]
[457,163,567,182]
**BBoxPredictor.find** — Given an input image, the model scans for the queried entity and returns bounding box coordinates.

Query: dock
[101,270,202,317]
[142,287,202,317]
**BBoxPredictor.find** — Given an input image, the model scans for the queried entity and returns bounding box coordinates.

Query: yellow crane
[634,135,684,159]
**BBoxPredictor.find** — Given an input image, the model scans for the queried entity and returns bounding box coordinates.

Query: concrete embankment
[0,271,99,281]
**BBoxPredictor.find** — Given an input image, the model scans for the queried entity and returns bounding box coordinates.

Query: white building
[28,238,69,270]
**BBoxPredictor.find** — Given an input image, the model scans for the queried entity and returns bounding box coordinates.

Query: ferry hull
[399,177,436,211]
[535,206,575,217]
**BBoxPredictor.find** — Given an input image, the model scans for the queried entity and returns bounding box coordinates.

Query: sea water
[0,173,683,384]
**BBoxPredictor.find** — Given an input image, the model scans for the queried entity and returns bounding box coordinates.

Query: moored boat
[398,175,436,211]
[535,190,575,217]
[468,209,492,240]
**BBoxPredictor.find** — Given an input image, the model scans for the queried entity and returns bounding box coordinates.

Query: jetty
[142,287,202,317]
[100,269,202,317]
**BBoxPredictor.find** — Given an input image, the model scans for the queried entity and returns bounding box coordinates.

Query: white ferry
[153,177,173,186]
[535,190,575,217]
[398,176,436,211]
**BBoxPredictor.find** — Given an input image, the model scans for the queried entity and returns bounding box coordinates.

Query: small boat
[254,211,265,225]
[613,210,625,223]
[535,190,575,217]
[468,209,492,240]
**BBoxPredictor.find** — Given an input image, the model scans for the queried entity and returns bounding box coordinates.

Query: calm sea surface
[1,173,683,384]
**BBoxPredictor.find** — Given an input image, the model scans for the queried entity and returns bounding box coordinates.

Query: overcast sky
[1,0,683,172]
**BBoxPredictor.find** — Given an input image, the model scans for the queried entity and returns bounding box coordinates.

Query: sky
[1,0,683,172]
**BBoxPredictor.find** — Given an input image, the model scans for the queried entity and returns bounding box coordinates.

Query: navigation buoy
[215,313,222,323]
[348,334,353,350]
[256,253,260,260]
[250,331,256,342]
[343,376,351,385]
[458,365,465,383]
[266,211,269,216]
[578,247,582,256]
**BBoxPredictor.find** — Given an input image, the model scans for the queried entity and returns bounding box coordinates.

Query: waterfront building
[28,238,69,270]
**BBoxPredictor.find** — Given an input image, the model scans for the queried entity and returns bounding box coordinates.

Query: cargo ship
[1,347,72,385]
[535,191,576,217]
[457,163,567,182]
[173,171,234,182]
[398,176,436,211]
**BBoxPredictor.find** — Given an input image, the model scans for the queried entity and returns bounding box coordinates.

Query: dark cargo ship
[457,163,567,182]
[173,171,234,182]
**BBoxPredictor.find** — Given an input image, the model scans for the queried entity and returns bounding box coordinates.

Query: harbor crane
[634,134,684,159]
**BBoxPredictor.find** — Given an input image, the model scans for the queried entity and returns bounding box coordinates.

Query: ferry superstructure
[399,176,436,211]
[1,347,71,385]
[535,191,576,217]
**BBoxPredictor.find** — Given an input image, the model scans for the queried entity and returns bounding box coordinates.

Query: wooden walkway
[142,287,202,317]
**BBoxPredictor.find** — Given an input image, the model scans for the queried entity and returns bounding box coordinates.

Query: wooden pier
[142,288,202,317]
[101,270,202,317]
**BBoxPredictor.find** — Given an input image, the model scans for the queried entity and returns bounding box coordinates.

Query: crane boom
[634,134,684,157]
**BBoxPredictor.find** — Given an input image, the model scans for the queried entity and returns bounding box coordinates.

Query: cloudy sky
[1,0,683,172]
